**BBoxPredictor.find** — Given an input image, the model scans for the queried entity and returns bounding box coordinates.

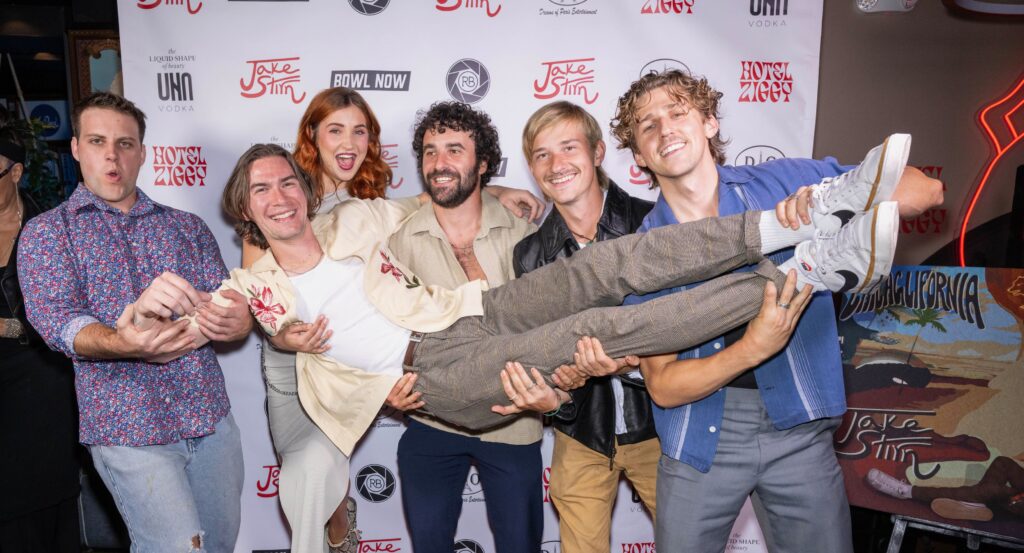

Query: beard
[425,165,479,208]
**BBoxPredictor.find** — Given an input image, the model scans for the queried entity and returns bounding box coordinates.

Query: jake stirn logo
[330,70,410,91]
[240,56,307,104]
[137,0,202,14]
[356,464,396,502]
[446,59,490,104]
[436,0,502,17]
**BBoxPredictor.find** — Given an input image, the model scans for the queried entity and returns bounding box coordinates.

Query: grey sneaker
[931,498,994,522]
[811,133,911,236]
[791,201,899,294]
[866,468,913,500]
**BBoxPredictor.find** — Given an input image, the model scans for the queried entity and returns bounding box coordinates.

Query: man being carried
[177,130,905,460]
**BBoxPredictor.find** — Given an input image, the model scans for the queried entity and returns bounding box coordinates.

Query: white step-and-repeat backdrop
[117,1,822,551]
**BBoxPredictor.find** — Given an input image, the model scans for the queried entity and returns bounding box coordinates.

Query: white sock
[759,210,814,254]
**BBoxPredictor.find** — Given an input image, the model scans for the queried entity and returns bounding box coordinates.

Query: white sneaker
[791,201,898,294]
[866,468,912,500]
[811,133,911,236]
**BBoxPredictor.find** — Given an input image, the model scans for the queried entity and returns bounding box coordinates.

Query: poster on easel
[834,265,1024,540]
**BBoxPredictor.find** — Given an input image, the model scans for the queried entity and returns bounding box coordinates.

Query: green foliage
[20,118,65,211]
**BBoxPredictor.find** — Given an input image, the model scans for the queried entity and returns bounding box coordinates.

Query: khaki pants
[410,211,789,430]
[549,430,659,553]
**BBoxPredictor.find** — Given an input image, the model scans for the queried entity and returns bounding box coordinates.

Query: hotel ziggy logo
[240,57,307,104]
[152,145,207,187]
[640,0,695,14]
[738,61,793,103]
[436,0,502,17]
[137,0,202,14]
[533,57,599,105]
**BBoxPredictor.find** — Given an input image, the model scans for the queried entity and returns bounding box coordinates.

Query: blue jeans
[397,419,542,553]
[88,413,244,553]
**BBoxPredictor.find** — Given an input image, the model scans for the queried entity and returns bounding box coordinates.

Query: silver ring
[777,302,791,309]
[526,383,536,390]
[509,394,519,402]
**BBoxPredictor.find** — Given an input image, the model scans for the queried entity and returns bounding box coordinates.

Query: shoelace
[812,169,858,213]
[811,218,861,273]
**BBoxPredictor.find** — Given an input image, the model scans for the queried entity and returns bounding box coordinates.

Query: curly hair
[222,144,320,250]
[293,87,391,201]
[412,101,501,187]
[610,70,727,185]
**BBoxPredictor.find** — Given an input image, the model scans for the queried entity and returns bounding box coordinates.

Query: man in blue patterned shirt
[611,70,943,552]
[18,93,253,552]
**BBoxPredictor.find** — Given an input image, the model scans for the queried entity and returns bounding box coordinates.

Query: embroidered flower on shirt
[247,285,286,331]
[380,250,421,289]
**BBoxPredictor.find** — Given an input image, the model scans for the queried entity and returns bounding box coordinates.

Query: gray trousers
[408,211,789,430]
[656,388,852,553]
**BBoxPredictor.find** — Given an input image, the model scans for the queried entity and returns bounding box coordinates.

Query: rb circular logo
[356,464,396,502]
[348,0,389,15]
[453,539,485,553]
[446,59,490,104]
[640,58,690,78]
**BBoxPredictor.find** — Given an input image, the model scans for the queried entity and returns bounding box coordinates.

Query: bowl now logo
[436,0,502,17]
[137,0,202,14]
[380,144,406,190]
[533,57,598,105]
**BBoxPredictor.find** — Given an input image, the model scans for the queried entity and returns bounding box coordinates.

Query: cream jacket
[218,197,488,455]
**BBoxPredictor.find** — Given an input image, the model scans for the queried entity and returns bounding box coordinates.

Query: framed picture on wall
[67,30,123,104]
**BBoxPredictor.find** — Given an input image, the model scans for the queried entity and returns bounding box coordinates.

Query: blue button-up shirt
[625,158,852,472]
[18,185,231,446]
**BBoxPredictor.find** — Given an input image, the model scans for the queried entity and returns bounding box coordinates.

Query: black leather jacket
[1,191,44,346]
[513,181,657,457]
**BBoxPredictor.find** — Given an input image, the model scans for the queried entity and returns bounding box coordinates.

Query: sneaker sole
[863,133,912,210]
[930,498,994,522]
[858,202,899,293]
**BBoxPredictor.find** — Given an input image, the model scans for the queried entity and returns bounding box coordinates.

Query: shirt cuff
[63,315,101,356]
